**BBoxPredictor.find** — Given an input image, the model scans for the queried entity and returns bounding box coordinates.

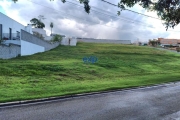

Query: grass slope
[0,42,180,103]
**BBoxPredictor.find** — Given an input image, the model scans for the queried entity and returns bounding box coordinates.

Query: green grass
[1,42,180,103]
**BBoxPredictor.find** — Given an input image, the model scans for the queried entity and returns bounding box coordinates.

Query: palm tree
[50,22,53,36]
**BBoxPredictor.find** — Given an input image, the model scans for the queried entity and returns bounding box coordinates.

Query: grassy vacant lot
[1,42,180,103]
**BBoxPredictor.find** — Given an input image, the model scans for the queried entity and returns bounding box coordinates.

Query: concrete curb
[0,81,179,108]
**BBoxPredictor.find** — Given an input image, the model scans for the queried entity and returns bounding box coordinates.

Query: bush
[51,35,62,42]
[33,32,44,40]
[176,47,180,52]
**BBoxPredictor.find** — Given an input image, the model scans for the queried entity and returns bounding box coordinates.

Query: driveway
[1,82,180,120]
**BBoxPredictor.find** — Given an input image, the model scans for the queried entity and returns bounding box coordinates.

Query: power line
[25,0,121,29]
[100,0,161,20]
[97,0,180,32]
[68,0,180,32]
[26,0,149,29]
[22,0,176,40]
[67,0,165,29]
[68,0,154,26]
[26,0,180,33]
[71,0,118,15]
[66,0,152,27]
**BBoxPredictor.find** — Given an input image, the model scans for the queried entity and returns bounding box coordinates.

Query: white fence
[77,38,131,44]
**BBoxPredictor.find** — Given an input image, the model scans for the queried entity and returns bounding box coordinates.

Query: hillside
[1,42,180,102]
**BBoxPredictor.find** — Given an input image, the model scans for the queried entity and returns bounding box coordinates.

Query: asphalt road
[1,82,180,120]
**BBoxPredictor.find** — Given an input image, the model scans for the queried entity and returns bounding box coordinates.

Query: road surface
[1,82,180,120]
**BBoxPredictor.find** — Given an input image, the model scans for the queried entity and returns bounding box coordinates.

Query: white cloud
[0,0,179,42]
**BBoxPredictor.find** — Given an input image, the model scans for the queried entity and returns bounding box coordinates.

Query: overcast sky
[1,0,180,42]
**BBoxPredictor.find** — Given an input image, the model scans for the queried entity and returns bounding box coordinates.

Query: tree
[30,18,45,29]
[50,22,53,35]
[148,39,159,46]
[12,0,180,30]
[118,0,180,30]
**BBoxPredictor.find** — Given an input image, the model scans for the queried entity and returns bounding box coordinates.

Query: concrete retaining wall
[21,30,60,51]
[0,44,21,59]
[21,40,45,56]
[77,38,131,44]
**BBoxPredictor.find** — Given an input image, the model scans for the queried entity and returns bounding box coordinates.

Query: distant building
[158,38,180,46]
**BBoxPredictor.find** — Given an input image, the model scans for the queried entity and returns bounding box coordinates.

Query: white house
[0,12,63,59]
[0,12,46,56]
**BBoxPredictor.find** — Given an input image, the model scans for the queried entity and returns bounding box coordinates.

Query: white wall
[70,38,77,46]
[61,37,70,45]
[0,12,25,34]
[44,36,53,41]
[25,24,33,34]
[77,39,131,44]
[61,37,77,46]
[32,28,46,35]
[21,40,45,56]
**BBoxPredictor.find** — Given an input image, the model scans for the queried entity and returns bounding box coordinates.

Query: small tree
[50,22,53,35]
[176,47,180,52]
[148,39,159,47]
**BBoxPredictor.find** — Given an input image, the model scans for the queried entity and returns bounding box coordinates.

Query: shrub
[33,32,44,40]
[176,47,180,52]
[51,35,62,42]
